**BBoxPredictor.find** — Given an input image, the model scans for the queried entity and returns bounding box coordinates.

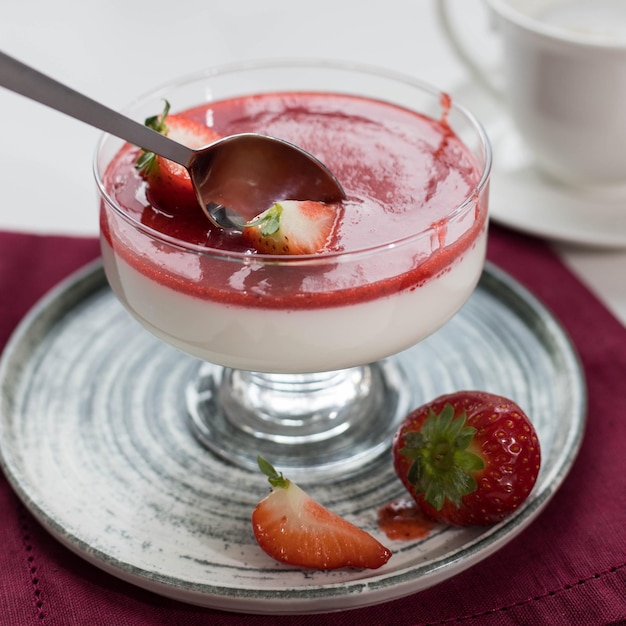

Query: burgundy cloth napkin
[0,226,625,625]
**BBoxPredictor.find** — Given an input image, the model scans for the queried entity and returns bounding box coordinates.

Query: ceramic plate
[450,80,626,248]
[0,261,585,614]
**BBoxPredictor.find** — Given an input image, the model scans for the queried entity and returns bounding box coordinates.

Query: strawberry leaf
[246,202,283,236]
[135,99,171,175]
[134,150,156,174]
[257,456,289,489]
[145,99,170,134]
[400,404,485,511]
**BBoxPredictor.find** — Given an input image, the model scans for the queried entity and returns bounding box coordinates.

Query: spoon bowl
[0,50,345,229]
[188,133,345,229]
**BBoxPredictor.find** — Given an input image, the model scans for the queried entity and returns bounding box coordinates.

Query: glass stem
[186,360,412,478]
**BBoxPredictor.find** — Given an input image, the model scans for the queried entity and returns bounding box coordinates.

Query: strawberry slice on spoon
[252,457,392,570]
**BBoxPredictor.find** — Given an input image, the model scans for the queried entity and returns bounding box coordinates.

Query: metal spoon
[0,51,345,229]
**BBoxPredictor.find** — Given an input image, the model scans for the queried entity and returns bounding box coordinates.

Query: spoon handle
[0,50,193,166]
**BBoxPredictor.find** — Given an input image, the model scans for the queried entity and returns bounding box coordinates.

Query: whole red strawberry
[392,391,541,526]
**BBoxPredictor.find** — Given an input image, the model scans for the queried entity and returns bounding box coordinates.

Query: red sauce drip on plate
[377,498,435,541]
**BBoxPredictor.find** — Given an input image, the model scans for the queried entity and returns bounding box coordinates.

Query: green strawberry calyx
[257,455,290,490]
[399,403,485,510]
[246,203,283,237]
[135,99,171,174]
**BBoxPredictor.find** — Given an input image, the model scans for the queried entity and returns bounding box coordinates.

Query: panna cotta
[99,90,488,374]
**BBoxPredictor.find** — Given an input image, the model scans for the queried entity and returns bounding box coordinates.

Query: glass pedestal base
[186,360,413,477]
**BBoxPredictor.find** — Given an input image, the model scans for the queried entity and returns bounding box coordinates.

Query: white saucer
[450,80,626,248]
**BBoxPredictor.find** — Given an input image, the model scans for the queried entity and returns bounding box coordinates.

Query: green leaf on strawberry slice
[257,455,289,489]
[245,202,283,236]
[135,99,171,175]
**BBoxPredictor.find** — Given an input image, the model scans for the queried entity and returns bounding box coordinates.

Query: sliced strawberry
[392,391,541,526]
[136,100,221,212]
[252,457,392,570]
[242,200,339,255]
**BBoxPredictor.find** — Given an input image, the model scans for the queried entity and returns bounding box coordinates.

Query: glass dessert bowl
[95,60,491,477]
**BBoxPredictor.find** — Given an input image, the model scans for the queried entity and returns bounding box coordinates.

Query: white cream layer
[101,230,486,374]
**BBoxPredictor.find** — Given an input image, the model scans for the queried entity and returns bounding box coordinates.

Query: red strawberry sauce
[100,92,487,309]
[377,498,435,541]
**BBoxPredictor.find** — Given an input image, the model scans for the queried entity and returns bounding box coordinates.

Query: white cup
[437,0,626,190]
